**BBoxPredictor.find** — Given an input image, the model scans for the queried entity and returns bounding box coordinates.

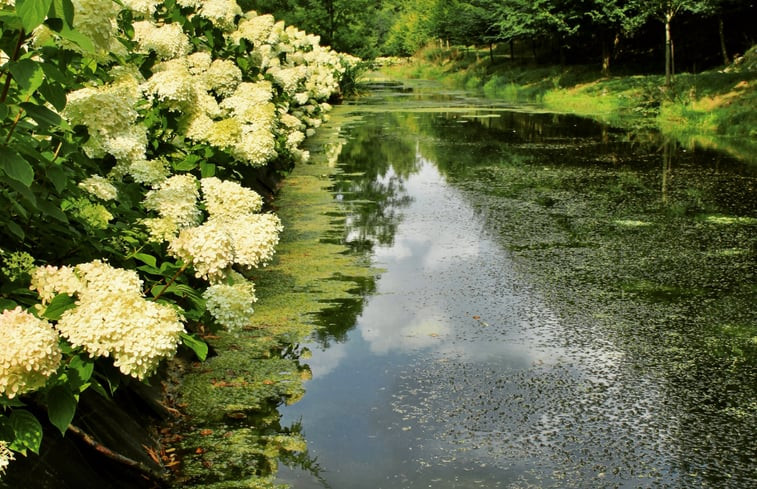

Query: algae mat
[169,110,375,489]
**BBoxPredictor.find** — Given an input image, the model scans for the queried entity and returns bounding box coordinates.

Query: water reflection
[279,83,757,488]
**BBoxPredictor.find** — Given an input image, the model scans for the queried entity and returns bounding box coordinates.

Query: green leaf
[0,298,19,311]
[20,101,62,130]
[200,161,216,178]
[15,0,53,32]
[132,252,157,268]
[180,332,208,361]
[0,148,35,186]
[46,385,76,436]
[9,409,43,454]
[48,0,73,27]
[67,355,94,386]
[4,175,38,207]
[8,58,44,94]
[38,80,67,111]
[45,165,67,193]
[0,103,9,120]
[58,22,94,52]
[40,293,76,320]
[6,221,25,240]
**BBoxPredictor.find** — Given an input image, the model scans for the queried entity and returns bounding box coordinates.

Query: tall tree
[633,0,712,86]
[583,0,646,74]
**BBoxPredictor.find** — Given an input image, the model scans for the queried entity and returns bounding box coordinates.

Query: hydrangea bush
[0,0,362,474]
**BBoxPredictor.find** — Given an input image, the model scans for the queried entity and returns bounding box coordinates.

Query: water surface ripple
[278,82,757,489]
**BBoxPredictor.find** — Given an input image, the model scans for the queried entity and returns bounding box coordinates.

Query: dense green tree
[582,0,646,74]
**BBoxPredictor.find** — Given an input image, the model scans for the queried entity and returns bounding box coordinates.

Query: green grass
[382,45,757,163]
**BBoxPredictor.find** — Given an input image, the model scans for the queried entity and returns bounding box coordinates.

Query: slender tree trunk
[601,33,611,76]
[509,39,514,61]
[719,17,730,65]
[489,43,494,64]
[664,12,673,87]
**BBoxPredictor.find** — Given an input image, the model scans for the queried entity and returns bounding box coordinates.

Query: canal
[276,81,757,489]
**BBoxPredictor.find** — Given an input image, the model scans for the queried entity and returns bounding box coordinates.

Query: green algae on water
[170,108,377,489]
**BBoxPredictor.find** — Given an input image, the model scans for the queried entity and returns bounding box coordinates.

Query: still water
[277,82,757,488]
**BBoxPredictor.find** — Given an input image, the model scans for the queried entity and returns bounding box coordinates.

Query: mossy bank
[381,45,757,163]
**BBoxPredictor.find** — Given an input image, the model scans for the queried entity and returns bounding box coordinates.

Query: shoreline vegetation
[379,44,757,163]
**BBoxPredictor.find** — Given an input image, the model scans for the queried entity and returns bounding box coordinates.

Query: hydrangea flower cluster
[0,308,62,399]
[142,174,202,241]
[166,177,282,281]
[0,441,13,477]
[202,273,257,330]
[30,261,185,380]
[78,175,118,201]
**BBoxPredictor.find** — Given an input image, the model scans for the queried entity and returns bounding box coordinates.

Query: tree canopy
[250,0,756,75]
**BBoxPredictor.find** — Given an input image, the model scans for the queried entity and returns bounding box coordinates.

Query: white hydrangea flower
[187,51,213,75]
[225,213,282,269]
[198,0,242,31]
[30,265,82,303]
[71,0,120,54]
[230,13,275,46]
[203,279,256,330]
[54,263,185,380]
[143,174,201,239]
[79,175,118,201]
[176,0,202,7]
[268,65,307,95]
[133,21,191,60]
[233,127,277,167]
[168,219,236,281]
[121,0,161,16]
[206,59,242,97]
[0,307,62,399]
[142,58,195,110]
[0,440,14,477]
[127,159,169,187]
[201,177,263,218]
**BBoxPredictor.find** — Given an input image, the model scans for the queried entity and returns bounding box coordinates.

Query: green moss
[171,108,377,488]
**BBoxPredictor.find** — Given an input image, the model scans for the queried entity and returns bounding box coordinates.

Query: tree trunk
[509,40,514,61]
[489,43,494,64]
[664,12,673,87]
[719,17,730,65]
[601,33,611,76]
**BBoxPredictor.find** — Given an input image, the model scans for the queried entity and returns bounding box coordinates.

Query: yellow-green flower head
[78,175,118,201]
[0,307,62,399]
[0,250,35,282]
[197,0,242,31]
[206,118,243,150]
[201,177,264,218]
[202,279,256,330]
[133,21,191,60]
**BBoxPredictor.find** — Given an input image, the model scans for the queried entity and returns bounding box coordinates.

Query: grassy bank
[381,46,757,162]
